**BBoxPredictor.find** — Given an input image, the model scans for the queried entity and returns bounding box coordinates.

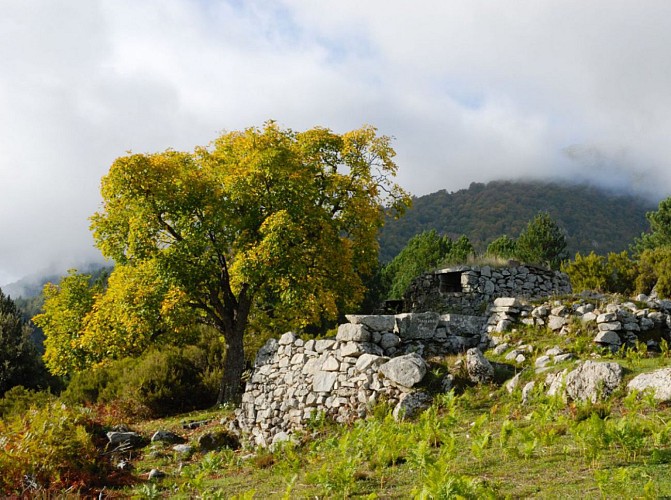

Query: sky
[2,0,671,285]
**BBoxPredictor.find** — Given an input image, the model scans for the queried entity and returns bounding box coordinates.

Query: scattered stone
[564,361,624,403]
[522,381,536,404]
[106,431,144,448]
[627,368,671,402]
[392,391,432,421]
[172,444,194,455]
[466,348,494,384]
[148,469,166,480]
[182,420,210,430]
[151,430,185,444]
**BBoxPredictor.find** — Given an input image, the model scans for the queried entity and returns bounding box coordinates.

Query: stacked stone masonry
[405,264,572,315]
[235,312,486,447]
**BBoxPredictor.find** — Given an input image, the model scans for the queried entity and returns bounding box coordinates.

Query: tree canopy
[381,230,474,300]
[0,288,49,396]
[515,211,568,270]
[80,122,409,402]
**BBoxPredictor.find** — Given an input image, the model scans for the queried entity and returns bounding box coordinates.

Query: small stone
[151,430,184,444]
[172,444,193,455]
[393,391,432,421]
[148,469,166,480]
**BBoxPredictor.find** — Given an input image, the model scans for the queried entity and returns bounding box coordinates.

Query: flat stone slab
[345,315,396,332]
[394,312,440,340]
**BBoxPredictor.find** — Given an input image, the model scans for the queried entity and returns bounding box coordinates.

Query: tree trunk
[217,328,245,404]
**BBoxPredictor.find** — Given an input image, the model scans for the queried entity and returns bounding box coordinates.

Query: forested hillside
[379,180,655,262]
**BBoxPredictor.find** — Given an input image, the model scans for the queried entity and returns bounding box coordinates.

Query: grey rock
[254,338,279,367]
[594,330,621,346]
[198,431,240,451]
[553,353,576,363]
[564,361,624,402]
[378,353,427,388]
[394,312,440,340]
[581,312,598,323]
[441,373,455,392]
[345,315,396,332]
[597,321,622,332]
[505,372,522,393]
[313,371,337,392]
[148,469,166,480]
[380,333,401,350]
[547,315,567,331]
[340,341,383,358]
[336,323,371,342]
[522,381,536,404]
[107,431,144,447]
[355,353,387,372]
[172,444,194,455]
[392,391,432,420]
[597,313,617,323]
[314,339,336,352]
[278,332,297,345]
[494,297,521,308]
[466,348,494,384]
[627,368,671,401]
[151,430,184,444]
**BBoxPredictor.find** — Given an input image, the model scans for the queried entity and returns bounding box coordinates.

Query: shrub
[0,385,55,419]
[0,401,107,494]
[62,328,225,418]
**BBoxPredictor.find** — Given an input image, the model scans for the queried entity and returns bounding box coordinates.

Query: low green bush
[0,385,55,418]
[61,328,225,418]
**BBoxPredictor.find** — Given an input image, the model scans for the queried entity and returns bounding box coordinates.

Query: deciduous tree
[89,122,409,402]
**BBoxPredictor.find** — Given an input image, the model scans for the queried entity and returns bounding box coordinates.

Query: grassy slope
[118,310,671,499]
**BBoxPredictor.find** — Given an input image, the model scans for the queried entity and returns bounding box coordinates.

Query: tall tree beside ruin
[89,122,410,402]
[515,211,568,270]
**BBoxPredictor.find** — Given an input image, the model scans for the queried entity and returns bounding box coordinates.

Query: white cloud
[2,0,671,283]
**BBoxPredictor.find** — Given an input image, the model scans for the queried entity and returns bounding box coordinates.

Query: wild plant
[607,416,646,460]
[411,458,497,499]
[498,419,515,451]
[407,440,436,479]
[308,456,359,497]
[136,482,163,500]
[661,338,670,358]
[571,412,608,465]
[470,429,492,463]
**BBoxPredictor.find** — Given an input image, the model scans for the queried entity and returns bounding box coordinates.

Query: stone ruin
[404,264,572,315]
[234,312,486,447]
[234,264,573,446]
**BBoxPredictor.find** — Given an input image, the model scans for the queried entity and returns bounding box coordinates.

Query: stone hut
[404,264,572,315]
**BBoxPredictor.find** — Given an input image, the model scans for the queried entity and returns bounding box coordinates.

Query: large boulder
[627,368,671,401]
[564,361,624,402]
[378,353,427,388]
[466,347,494,384]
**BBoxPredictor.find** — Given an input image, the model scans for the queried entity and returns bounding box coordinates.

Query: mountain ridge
[379,180,657,262]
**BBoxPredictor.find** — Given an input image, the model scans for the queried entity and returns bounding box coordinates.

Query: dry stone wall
[234,312,486,447]
[405,264,572,315]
